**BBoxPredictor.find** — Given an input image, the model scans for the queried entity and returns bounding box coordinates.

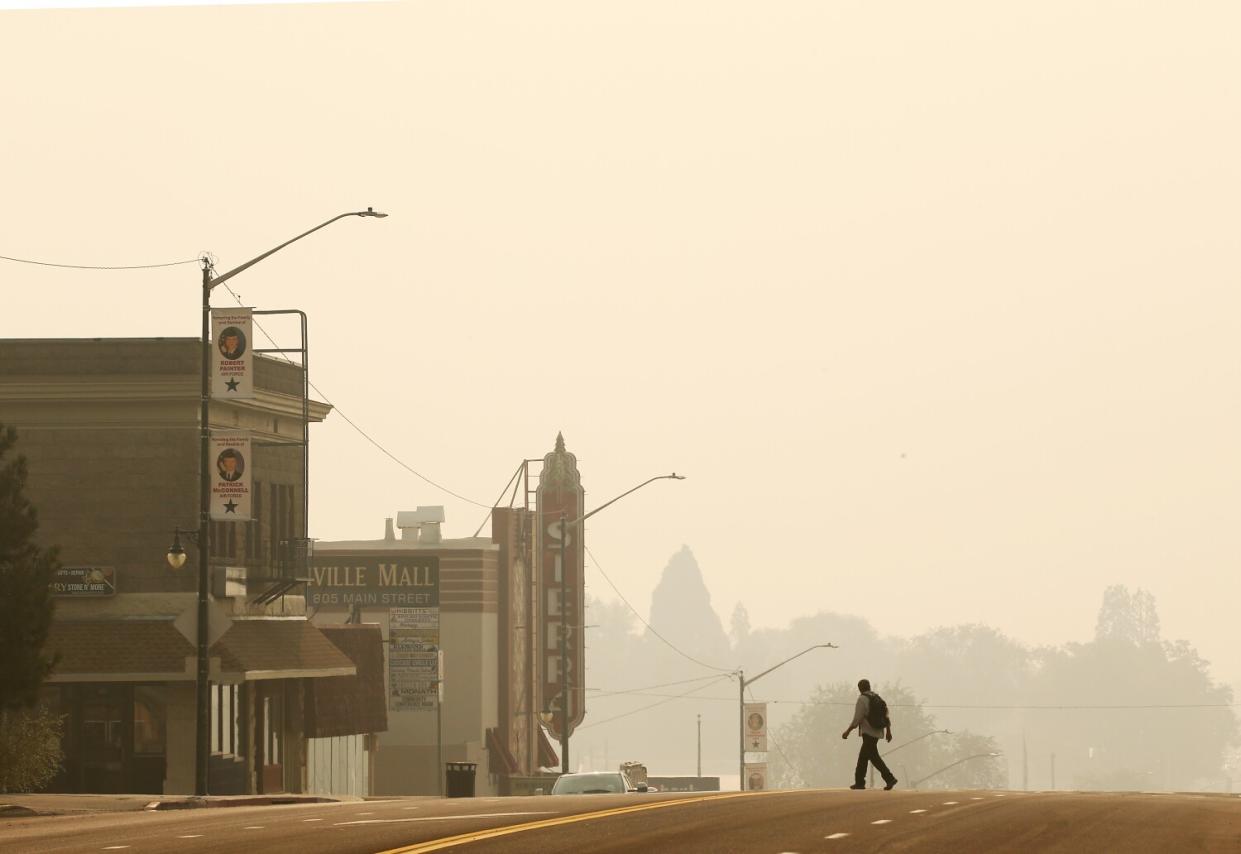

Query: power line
[585,544,734,675]
[220,283,492,509]
[0,253,203,270]
[587,673,727,698]
[574,692,1241,711]
[577,675,733,731]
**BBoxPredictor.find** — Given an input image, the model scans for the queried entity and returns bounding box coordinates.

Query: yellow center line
[374,790,787,854]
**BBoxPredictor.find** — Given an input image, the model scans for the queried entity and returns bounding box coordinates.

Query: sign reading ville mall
[307,556,439,609]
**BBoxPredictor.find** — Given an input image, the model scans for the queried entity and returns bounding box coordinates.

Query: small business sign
[388,606,441,712]
[744,762,768,791]
[210,307,254,399]
[210,432,251,520]
[51,566,116,597]
[744,702,768,753]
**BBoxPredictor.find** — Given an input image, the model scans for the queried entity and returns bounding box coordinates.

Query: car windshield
[551,773,627,794]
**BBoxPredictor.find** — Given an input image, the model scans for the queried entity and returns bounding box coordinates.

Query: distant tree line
[578,546,1238,792]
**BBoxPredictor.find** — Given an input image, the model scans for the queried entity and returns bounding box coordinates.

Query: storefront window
[133,686,166,755]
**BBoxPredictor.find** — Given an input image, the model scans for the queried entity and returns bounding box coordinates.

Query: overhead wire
[0,253,203,270]
[219,282,492,509]
[586,673,728,699]
[584,544,735,675]
[577,675,733,731]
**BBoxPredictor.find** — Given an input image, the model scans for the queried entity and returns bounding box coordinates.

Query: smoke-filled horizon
[4,2,1241,693]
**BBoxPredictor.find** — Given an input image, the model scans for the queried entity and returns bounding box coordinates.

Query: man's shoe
[849,784,865,790]
[883,778,898,791]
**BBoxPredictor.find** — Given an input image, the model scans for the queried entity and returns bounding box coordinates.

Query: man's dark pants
[855,734,895,787]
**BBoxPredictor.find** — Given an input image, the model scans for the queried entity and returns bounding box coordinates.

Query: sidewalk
[0,792,346,817]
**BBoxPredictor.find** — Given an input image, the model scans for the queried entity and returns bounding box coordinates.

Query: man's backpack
[865,692,889,729]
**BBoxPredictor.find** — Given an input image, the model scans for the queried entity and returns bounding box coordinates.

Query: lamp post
[555,473,685,774]
[737,643,836,790]
[173,208,386,796]
[910,752,1002,789]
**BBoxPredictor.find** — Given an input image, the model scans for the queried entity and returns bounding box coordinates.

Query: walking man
[841,678,898,790]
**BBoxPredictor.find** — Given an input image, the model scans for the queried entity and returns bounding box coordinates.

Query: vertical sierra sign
[537,433,586,740]
[211,307,254,399]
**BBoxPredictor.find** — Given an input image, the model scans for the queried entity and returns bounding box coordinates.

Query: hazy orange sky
[3,2,1239,683]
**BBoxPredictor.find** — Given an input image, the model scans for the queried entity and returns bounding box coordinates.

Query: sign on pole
[744,762,768,791]
[210,432,252,520]
[744,702,768,753]
[389,606,441,712]
[210,307,254,399]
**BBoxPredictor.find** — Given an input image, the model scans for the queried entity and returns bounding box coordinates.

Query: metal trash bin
[445,762,477,798]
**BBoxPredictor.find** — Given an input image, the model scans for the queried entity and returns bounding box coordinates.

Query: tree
[1095,584,1161,645]
[1028,587,1236,791]
[729,603,751,649]
[768,682,1004,790]
[0,423,59,710]
[0,424,63,792]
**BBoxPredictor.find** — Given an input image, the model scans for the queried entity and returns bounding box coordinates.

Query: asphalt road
[3,789,1239,854]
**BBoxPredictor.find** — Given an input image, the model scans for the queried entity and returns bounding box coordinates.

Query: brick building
[0,338,384,795]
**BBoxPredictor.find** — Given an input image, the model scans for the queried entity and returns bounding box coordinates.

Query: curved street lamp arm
[569,472,684,526]
[910,752,1002,788]
[884,729,952,757]
[745,643,838,687]
[208,209,386,290]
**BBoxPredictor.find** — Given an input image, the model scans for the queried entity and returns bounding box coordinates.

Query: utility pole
[737,644,836,790]
[697,714,702,780]
[1022,733,1028,791]
[195,262,212,797]
[1050,752,1056,790]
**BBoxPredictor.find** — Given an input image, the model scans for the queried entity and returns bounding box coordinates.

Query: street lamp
[166,527,193,570]
[188,209,386,796]
[871,729,951,789]
[555,472,685,774]
[738,643,836,790]
[910,752,1003,789]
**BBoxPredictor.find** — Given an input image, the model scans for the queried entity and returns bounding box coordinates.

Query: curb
[146,796,338,811]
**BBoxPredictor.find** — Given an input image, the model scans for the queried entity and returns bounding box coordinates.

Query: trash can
[445,762,477,798]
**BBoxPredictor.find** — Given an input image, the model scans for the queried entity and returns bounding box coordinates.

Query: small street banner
[744,702,768,753]
[51,566,116,597]
[210,432,251,520]
[744,762,768,791]
[211,307,255,399]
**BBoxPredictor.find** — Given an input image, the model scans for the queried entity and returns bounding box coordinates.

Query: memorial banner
[744,702,768,753]
[210,432,251,520]
[211,307,254,399]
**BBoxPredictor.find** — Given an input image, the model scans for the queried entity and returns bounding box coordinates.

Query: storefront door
[80,685,130,793]
[258,689,285,793]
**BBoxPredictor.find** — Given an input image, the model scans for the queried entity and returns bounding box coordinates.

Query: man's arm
[841,695,867,739]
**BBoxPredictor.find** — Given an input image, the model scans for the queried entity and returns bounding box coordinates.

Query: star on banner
[225,378,240,392]
[223,500,238,513]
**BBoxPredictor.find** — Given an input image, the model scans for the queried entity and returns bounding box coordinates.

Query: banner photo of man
[744,702,768,753]
[210,432,252,520]
[210,307,254,399]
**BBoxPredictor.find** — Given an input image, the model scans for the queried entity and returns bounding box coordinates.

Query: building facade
[0,338,383,795]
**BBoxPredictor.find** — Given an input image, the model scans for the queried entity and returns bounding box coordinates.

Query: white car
[550,771,649,794]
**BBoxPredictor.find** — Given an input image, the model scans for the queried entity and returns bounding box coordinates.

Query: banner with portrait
[744,762,768,791]
[210,307,254,399]
[743,702,768,753]
[210,432,252,520]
